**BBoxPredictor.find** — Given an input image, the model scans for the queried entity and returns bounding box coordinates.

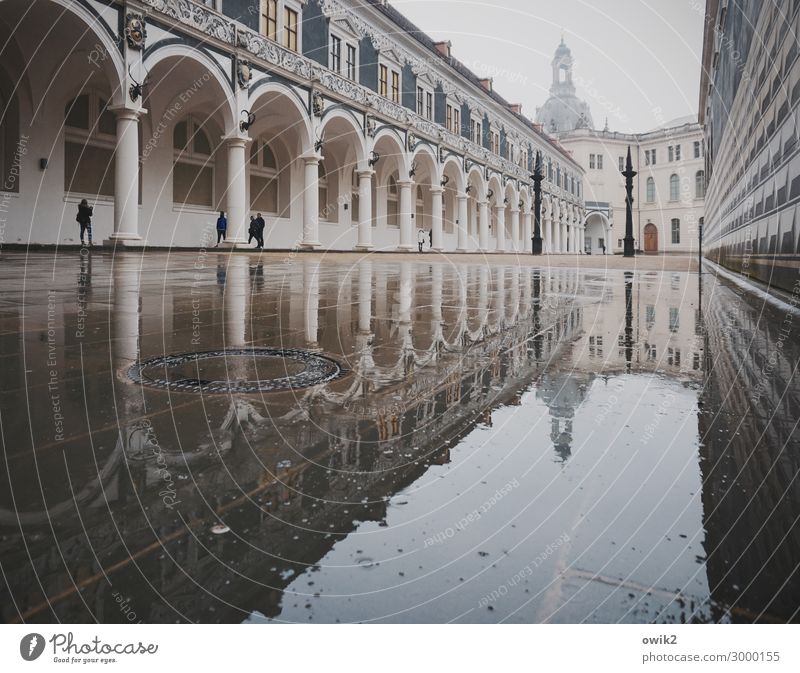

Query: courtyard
[0,250,796,624]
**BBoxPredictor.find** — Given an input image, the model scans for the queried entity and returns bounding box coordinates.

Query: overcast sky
[391,0,705,133]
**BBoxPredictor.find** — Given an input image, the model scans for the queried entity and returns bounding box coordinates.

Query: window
[693,141,702,159]
[470,117,482,145]
[64,91,119,199]
[668,145,674,162]
[416,87,424,116]
[446,103,460,135]
[346,44,357,81]
[261,0,277,40]
[675,144,681,161]
[417,86,433,120]
[379,65,388,98]
[250,138,278,214]
[589,153,596,169]
[646,177,655,202]
[597,154,603,169]
[669,306,680,331]
[618,156,624,172]
[330,35,342,73]
[173,116,214,208]
[490,129,500,155]
[391,70,400,103]
[669,173,680,201]
[671,218,680,244]
[645,149,656,165]
[695,170,706,198]
[283,6,298,51]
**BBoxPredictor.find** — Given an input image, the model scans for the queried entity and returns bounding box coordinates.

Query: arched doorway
[644,223,658,253]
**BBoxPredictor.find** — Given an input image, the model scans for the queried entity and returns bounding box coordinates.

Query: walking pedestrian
[215,211,227,247]
[601,241,606,255]
[417,229,426,253]
[429,228,433,249]
[76,199,93,247]
[254,213,265,249]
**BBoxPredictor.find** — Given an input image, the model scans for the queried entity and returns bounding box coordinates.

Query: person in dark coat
[76,199,93,247]
[253,213,265,249]
[429,228,433,249]
[215,211,227,247]
[247,215,256,246]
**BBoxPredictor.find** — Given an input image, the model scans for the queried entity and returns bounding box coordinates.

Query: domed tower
[535,38,595,133]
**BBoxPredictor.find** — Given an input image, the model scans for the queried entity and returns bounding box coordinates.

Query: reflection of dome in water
[535,38,594,133]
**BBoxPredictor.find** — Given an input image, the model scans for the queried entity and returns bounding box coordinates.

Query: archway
[583,211,610,255]
[644,222,659,253]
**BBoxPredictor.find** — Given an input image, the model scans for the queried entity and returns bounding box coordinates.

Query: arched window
[695,170,706,198]
[173,116,214,208]
[646,177,655,203]
[386,175,399,227]
[249,138,278,214]
[669,173,680,201]
[0,83,21,194]
[318,161,329,220]
[64,91,116,197]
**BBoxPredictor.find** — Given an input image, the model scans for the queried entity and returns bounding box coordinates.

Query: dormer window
[379,57,401,103]
[330,21,359,81]
[490,128,500,155]
[470,116,482,144]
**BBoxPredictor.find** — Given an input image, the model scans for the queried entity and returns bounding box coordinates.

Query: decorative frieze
[141,0,235,44]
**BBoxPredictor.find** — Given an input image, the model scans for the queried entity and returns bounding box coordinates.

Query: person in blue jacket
[215,211,227,247]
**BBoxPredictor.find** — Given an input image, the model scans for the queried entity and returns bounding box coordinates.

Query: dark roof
[361,0,579,167]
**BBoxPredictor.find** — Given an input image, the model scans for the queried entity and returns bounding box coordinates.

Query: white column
[224,137,249,245]
[430,186,444,251]
[495,205,506,252]
[523,211,532,252]
[456,192,469,252]
[302,154,322,248]
[109,107,143,243]
[562,219,568,253]
[553,211,561,253]
[304,260,320,346]
[398,179,414,250]
[358,261,373,333]
[356,169,374,250]
[510,208,520,252]
[478,200,490,251]
[223,255,248,347]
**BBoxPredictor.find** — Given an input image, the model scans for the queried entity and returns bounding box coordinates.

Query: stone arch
[143,43,237,134]
[318,107,367,168]
[583,210,611,255]
[372,126,409,179]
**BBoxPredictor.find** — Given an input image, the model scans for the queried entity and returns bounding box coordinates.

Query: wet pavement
[0,250,797,624]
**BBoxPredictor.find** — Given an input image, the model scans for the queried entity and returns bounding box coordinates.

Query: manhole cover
[127,348,348,394]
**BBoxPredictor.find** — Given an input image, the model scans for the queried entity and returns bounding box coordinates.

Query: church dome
[535,39,594,133]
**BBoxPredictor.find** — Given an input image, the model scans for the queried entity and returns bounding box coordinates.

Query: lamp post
[532,152,543,255]
[622,145,636,257]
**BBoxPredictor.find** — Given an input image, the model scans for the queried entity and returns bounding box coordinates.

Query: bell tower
[550,36,576,97]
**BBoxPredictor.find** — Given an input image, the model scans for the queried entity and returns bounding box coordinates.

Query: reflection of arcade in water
[0,255,585,623]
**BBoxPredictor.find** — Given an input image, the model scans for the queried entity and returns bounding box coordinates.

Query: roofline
[360,0,581,169]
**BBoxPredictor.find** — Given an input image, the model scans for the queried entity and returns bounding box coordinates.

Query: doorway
[644,223,658,253]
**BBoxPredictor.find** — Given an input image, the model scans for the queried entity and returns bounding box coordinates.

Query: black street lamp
[622,145,636,257]
[531,152,543,255]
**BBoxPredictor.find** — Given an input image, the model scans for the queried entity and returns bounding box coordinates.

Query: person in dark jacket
[76,199,93,247]
[253,213,265,249]
[429,229,433,249]
[215,211,227,247]
[247,215,256,246]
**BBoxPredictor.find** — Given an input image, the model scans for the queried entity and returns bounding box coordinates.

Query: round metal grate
[127,348,348,394]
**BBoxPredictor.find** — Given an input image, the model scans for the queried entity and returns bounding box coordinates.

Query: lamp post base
[532,237,543,255]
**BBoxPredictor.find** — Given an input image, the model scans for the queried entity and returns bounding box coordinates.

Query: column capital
[493,204,505,212]
[429,186,444,196]
[222,133,251,148]
[108,104,146,120]
[357,168,375,179]
[510,207,520,214]
[301,152,323,165]
[396,178,414,188]
[456,192,469,201]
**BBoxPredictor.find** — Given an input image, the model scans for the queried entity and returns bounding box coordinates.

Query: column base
[103,234,144,248]
[354,245,375,251]
[299,241,322,250]
[456,247,469,253]
[216,239,248,250]
[432,247,445,252]
[397,245,415,252]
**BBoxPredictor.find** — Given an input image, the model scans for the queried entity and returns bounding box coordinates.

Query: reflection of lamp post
[624,271,634,372]
[622,146,636,257]
[531,152,543,255]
